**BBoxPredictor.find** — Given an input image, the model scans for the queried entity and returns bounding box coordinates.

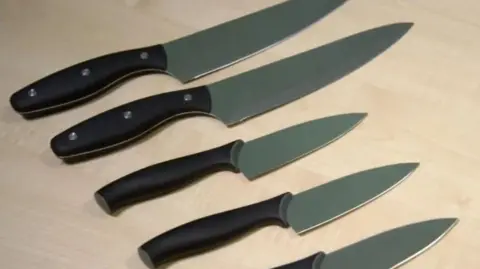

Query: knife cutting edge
[50,23,413,162]
[136,162,420,268]
[94,113,367,215]
[9,0,349,118]
[271,218,458,269]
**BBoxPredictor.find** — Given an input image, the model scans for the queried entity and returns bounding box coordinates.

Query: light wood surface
[0,0,478,268]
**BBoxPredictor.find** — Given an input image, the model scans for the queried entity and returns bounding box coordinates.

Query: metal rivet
[140,52,149,60]
[81,68,91,76]
[28,88,37,97]
[123,110,132,119]
[68,132,78,141]
[184,94,192,102]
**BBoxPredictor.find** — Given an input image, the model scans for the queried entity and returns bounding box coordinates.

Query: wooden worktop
[1,0,478,268]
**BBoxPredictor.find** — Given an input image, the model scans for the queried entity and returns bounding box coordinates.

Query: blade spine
[391,218,459,269]
[293,163,419,234]
[241,113,367,179]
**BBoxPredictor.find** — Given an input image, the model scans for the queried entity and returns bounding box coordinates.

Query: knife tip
[352,112,368,118]
[441,217,460,226]
[345,112,368,124]
[390,22,415,33]
[403,162,420,170]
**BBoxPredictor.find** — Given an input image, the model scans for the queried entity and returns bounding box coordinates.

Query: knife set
[9,0,457,268]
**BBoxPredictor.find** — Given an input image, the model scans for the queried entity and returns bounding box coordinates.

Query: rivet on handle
[81,68,91,76]
[68,132,78,141]
[140,52,149,60]
[28,88,37,97]
[123,111,133,119]
[184,94,192,102]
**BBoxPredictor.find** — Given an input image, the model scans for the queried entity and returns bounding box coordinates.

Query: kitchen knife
[10,0,349,118]
[50,23,413,161]
[95,113,367,215]
[137,162,419,268]
[272,218,458,269]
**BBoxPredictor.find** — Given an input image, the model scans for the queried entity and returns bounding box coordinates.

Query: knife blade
[272,218,458,269]
[50,23,413,161]
[94,113,366,215]
[10,0,348,118]
[136,162,419,268]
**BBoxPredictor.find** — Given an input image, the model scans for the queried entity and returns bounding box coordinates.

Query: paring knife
[271,218,458,269]
[50,23,413,161]
[95,113,367,215]
[137,163,419,268]
[10,0,349,118]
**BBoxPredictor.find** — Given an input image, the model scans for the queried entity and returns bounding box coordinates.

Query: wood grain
[0,0,477,268]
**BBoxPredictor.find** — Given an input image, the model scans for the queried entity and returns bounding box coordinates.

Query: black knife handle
[94,140,244,215]
[271,252,326,269]
[138,193,293,268]
[50,85,212,162]
[9,44,167,118]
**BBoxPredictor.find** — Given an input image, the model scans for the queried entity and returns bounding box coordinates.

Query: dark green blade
[319,218,458,269]
[287,163,419,234]
[237,113,367,179]
[164,0,349,82]
[208,23,413,125]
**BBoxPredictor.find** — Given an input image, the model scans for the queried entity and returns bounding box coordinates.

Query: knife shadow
[126,252,149,269]
[39,148,65,168]
[0,106,23,124]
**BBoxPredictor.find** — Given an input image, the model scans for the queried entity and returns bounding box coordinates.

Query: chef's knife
[50,23,413,161]
[272,218,458,269]
[95,113,366,215]
[137,163,419,268]
[10,0,349,118]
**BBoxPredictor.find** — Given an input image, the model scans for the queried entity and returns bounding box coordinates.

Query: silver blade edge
[164,0,349,82]
[318,218,459,269]
[390,218,458,268]
[288,163,420,234]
